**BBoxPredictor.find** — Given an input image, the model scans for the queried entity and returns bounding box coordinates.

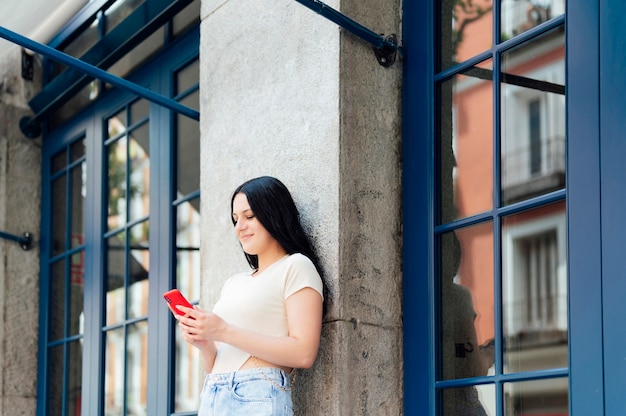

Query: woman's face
[232,192,278,256]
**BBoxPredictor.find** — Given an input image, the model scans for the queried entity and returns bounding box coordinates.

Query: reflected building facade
[439,1,568,415]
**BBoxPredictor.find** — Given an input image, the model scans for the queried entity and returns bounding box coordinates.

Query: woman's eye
[246,215,255,220]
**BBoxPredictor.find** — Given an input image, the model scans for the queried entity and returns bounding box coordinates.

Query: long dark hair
[230,176,323,277]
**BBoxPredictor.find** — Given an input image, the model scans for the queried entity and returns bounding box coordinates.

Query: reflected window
[439,60,494,224]
[504,379,569,415]
[501,0,566,40]
[435,2,567,415]
[502,203,567,374]
[440,0,493,70]
[501,27,565,205]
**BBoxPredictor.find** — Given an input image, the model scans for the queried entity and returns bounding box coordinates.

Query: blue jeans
[198,368,294,415]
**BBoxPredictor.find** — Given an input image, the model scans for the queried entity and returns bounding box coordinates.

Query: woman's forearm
[219,325,319,369]
[198,341,218,373]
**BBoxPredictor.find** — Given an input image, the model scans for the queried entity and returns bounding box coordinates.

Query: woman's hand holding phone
[163,289,194,318]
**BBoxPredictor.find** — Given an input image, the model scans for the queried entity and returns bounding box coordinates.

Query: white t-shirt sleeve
[283,253,324,300]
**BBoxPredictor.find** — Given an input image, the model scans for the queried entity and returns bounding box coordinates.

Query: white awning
[0,0,87,48]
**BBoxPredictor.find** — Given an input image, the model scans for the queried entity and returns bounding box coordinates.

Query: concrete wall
[0,45,42,415]
[199,0,403,413]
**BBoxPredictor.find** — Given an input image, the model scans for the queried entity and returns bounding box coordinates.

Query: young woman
[175,176,325,415]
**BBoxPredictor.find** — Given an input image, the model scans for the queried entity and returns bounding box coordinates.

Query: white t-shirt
[210,253,324,374]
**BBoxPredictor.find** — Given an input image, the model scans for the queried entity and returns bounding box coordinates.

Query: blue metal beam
[0,24,199,138]
[295,0,402,66]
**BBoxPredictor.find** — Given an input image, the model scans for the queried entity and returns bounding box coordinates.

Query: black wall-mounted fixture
[21,48,34,81]
[0,231,33,250]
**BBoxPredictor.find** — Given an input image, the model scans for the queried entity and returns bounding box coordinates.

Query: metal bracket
[0,231,33,250]
[373,34,398,67]
[19,116,42,139]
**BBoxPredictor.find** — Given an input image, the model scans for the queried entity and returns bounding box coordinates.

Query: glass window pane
[129,221,150,320]
[47,345,64,416]
[501,0,566,41]
[502,202,567,374]
[70,139,86,162]
[60,16,99,61]
[51,82,99,130]
[176,200,200,300]
[439,60,494,224]
[49,260,66,341]
[52,175,67,255]
[441,384,495,415]
[175,324,202,412]
[440,224,495,382]
[108,26,165,80]
[174,201,201,412]
[105,0,145,35]
[127,321,148,415]
[108,110,127,139]
[176,95,200,195]
[107,232,126,326]
[69,252,85,337]
[176,60,200,95]
[67,340,83,415]
[129,123,150,223]
[108,137,127,230]
[130,99,149,125]
[52,149,66,174]
[504,378,569,415]
[501,27,565,205]
[172,0,200,36]
[70,162,86,249]
[104,327,125,415]
[440,0,493,70]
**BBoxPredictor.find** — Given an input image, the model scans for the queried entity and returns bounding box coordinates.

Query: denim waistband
[204,367,291,389]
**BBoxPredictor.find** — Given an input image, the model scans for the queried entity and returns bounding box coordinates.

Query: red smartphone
[163,289,194,316]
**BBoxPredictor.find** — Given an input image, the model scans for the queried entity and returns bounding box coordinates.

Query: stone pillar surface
[0,45,42,415]
[199,0,402,413]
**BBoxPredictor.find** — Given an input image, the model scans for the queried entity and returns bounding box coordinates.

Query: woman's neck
[254,245,287,275]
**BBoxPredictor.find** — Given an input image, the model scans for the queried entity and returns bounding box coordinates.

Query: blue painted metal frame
[566,1,605,414]
[401,1,604,414]
[599,0,626,413]
[401,0,435,414]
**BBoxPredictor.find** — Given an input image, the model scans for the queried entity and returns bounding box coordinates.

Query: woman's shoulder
[284,253,316,269]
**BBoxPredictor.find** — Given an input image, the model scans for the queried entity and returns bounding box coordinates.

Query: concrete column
[0,45,42,415]
[199,0,402,413]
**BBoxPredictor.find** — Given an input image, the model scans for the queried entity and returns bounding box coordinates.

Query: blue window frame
[38,24,200,416]
[402,0,611,414]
